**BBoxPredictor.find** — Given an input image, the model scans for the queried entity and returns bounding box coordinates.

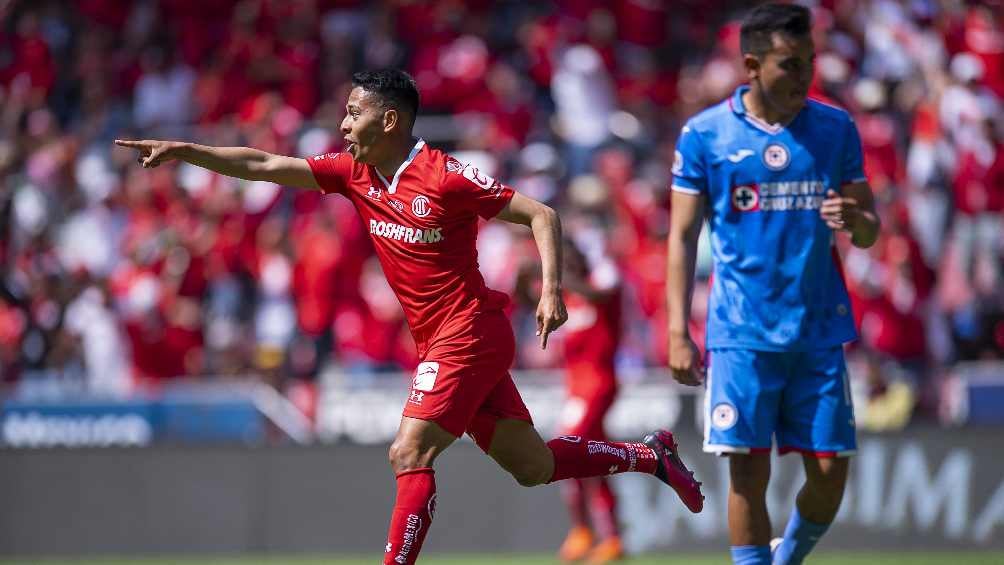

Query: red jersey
[307,140,513,356]
[563,261,622,367]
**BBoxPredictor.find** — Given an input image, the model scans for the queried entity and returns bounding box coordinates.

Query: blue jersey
[672,86,866,351]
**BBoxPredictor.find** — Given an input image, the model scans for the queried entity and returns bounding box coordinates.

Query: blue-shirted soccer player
[665,4,880,565]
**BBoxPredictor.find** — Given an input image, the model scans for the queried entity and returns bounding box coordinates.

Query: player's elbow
[528,204,559,230]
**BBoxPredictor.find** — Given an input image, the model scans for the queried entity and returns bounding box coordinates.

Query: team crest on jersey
[762,143,790,171]
[731,185,760,211]
[412,195,432,217]
[711,403,738,431]
[366,185,382,201]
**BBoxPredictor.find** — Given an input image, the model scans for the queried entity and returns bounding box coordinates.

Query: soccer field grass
[6,553,1004,565]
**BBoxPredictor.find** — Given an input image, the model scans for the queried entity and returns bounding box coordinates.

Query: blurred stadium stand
[2,0,1002,433]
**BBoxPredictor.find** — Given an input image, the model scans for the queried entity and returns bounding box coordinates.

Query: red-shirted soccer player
[116,69,702,564]
[557,239,625,564]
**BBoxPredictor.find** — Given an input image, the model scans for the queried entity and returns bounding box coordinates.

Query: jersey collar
[729,85,785,135]
[374,138,426,194]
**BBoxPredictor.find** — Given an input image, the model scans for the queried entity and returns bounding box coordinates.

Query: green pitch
[5,553,1004,565]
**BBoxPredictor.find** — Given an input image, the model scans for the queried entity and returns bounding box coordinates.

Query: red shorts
[560,360,617,440]
[402,311,532,451]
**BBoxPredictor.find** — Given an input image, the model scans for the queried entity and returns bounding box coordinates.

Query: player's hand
[668,333,705,386]
[820,189,862,232]
[536,289,568,349]
[115,139,182,168]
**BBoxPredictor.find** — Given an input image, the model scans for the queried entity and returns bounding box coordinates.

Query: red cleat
[643,430,704,513]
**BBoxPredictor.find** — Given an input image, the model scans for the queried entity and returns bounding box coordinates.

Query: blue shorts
[703,347,856,457]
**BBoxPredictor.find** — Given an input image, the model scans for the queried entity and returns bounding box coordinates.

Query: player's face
[340,87,389,164]
[747,32,815,118]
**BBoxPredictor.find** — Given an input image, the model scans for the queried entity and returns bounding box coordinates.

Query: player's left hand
[536,290,568,349]
[820,189,863,232]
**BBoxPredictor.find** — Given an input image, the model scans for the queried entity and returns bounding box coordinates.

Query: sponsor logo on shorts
[712,402,738,431]
[427,493,437,519]
[413,362,439,392]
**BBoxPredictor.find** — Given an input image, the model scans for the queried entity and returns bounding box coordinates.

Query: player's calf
[546,430,704,513]
[773,456,849,565]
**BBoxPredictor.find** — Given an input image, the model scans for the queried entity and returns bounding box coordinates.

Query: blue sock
[731,545,771,564]
[772,507,829,564]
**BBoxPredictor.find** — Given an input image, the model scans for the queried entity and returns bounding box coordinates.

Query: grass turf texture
[5,553,1003,565]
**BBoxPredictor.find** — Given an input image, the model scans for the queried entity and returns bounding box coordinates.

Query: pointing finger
[540,318,553,349]
[115,140,146,149]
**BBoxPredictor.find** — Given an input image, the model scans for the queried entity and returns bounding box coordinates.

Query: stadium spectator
[0,0,998,433]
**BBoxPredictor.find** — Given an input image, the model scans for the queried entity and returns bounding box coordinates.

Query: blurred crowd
[0,0,1001,425]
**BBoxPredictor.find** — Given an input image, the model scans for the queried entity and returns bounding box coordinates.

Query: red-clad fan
[115,69,703,565]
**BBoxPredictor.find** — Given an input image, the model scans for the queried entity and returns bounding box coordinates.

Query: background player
[116,69,703,565]
[665,5,880,565]
[519,238,626,564]
[556,239,625,564]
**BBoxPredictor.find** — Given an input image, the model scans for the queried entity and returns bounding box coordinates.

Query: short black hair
[740,3,811,56]
[351,69,420,125]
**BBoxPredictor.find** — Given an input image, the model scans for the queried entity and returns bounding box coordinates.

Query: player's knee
[388,439,425,473]
[510,462,551,487]
[500,453,552,487]
[805,460,848,498]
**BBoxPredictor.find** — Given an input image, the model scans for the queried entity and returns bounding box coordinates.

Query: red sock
[384,468,436,565]
[588,477,620,539]
[547,435,657,482]
[561,478,589,528]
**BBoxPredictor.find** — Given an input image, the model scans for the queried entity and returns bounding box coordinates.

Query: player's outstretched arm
[666,190,706,386]
[114,139,320,190]
[820,182,880,248]
[496,192,568,349]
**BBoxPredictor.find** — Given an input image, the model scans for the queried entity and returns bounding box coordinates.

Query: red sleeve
[306,152,354,195]
[445,159,515,219]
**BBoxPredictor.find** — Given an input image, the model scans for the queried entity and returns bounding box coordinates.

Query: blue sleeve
[841,119,867,186]
[671,123,707,194]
